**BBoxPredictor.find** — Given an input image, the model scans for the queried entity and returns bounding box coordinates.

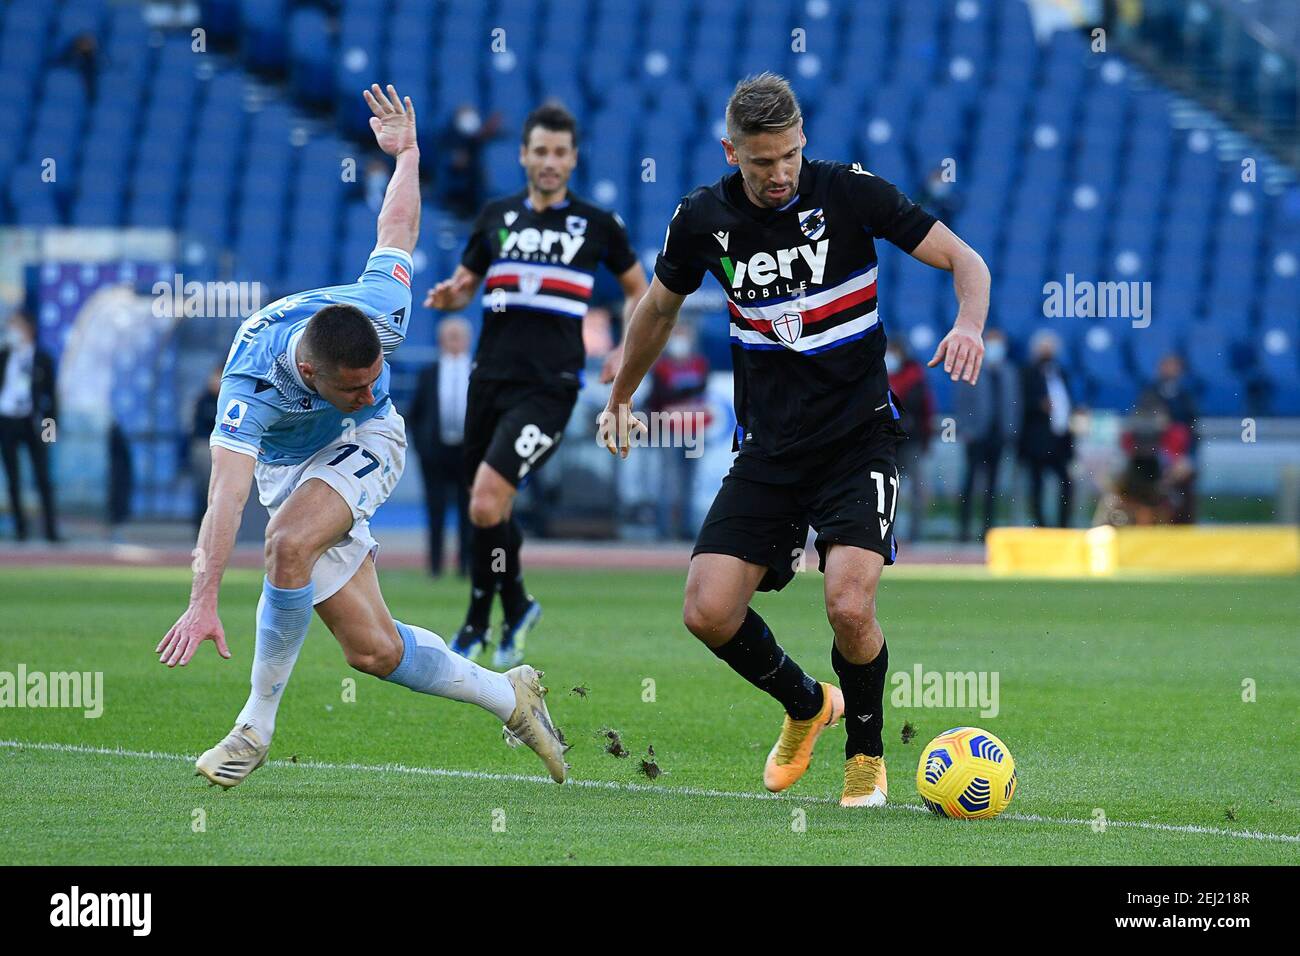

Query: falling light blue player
[157,85,567,787]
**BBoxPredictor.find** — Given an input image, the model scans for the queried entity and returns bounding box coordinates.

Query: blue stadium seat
[289,7,335,107]
[241,0,289,72]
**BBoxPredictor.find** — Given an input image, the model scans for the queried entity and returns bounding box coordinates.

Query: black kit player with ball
[426,103,647,669]
[600,73,989,807]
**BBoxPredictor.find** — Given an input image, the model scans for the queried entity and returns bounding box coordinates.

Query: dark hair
[10,308,36,334]
[522,101,578,148]
[726,72,802,141]
[302,304,381,373]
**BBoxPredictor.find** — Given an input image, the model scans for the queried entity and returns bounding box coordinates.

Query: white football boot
[501,665,568,782]
[195,723,270,789]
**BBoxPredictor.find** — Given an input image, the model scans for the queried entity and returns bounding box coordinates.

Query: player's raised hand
[597,398,648,459]
[928,319,985,386]
[364,83,417,158]
[156,603,231,668]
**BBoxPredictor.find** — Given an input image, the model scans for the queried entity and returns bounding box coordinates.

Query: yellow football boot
[763,682,844,792]
[840,754,888,807]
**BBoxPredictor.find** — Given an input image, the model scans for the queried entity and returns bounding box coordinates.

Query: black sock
[498,517,530,624]
[833,639,888,759]
[711,608,823,720]
[466,521,509,630]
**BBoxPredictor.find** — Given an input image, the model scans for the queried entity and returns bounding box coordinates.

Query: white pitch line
[3,738,1297,845]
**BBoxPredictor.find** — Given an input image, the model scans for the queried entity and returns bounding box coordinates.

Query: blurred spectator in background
[1143,353,1198,522]
[1098,390,1193,526]
[57,32,101,101]
[107,419,133,543]
[437,104,501,220]
[648,323,711,540]
[1019,330,1075,528]
[917,162,963,225]
[886,338,933,542]
[954,328,1019,542]
[584,304,622,384]
[407,317,473,577]
[189,364,222,532]
[0,309,60,542]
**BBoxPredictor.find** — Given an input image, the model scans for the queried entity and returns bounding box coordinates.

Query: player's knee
[343,637,401,677]
[826,590,876,639]
[468,492,504,528]
[682,592,741,644]
[264,526,314,581]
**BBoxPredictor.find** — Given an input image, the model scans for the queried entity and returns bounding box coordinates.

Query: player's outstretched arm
[598,262,651,384]
[909,221,990,385]
[423,264,483,312]
[156,447,255,668]
[365,83,421,255]
[598,276,685,458]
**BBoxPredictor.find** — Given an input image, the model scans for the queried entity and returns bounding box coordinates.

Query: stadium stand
[2,0,1298,517]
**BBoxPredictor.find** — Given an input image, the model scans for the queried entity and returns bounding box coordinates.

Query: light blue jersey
[210,247,414,466]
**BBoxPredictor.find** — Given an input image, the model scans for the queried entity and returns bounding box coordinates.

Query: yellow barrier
[986,526,1300,577]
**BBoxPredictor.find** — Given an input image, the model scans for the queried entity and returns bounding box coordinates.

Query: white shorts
[255,412,407,604]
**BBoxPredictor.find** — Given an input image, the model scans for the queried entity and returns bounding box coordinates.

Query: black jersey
[655,158,936,474]
[462,190,638,387]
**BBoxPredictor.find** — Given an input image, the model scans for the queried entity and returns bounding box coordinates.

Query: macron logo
[50,886,151,936]
[713,231,729,251]
[391,262,411,288]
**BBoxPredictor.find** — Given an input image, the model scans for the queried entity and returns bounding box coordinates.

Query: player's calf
[383,622,567,781]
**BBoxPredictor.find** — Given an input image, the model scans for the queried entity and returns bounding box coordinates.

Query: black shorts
[693,423,905,592]
[463,376,578,488]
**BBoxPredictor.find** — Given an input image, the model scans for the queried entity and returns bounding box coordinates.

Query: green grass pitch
[1,565,1296,865]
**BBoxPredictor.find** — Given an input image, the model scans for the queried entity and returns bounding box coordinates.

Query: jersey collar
[287,327,315,393]
[523,193,570,212]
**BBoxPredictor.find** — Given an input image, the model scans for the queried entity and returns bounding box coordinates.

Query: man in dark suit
[0,309,61,541]
[406,317,473,576]
[955,328,1019,541]
[1018,330,1075,528]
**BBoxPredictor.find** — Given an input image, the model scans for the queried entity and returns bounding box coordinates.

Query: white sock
[235,579,315,740]
[385,622,516,721]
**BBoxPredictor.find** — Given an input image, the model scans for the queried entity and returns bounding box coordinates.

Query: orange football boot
[840,754,888,807]
[763,682,844,792]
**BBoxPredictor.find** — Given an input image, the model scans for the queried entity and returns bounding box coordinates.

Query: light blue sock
[235,578,314,739]
[385,621,516,721]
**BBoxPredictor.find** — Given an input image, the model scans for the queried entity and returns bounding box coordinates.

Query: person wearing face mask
[648,324,712,540]
[885,340,933,542]
[0,309,60,542]
[1018,330,1075,528]
[954,328,1019,542]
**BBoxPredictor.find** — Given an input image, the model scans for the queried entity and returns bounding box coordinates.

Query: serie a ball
[916,726,1017,819]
